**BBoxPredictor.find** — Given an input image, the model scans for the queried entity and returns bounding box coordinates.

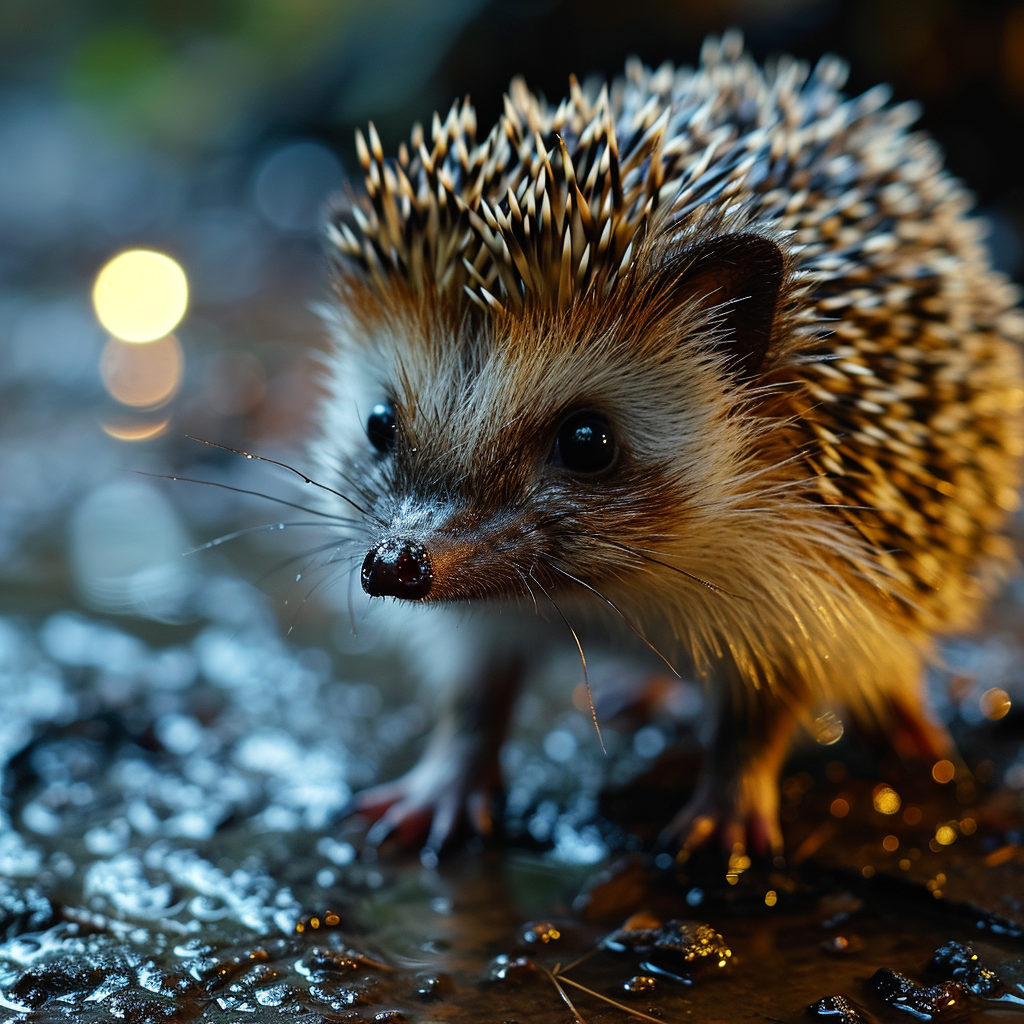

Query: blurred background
[3,0,1024,629]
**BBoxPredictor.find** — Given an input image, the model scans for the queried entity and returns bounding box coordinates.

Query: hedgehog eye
[553,412,617,474]
[367,401,397,454]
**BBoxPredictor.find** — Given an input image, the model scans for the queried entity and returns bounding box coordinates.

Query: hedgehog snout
[361,538,434,600]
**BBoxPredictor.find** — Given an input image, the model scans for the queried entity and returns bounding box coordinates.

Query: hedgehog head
[316,62,818,618]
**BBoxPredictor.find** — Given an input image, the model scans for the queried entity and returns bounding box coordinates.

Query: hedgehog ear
[667,234,784,377]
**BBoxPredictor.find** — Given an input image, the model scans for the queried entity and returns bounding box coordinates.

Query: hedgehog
[312,30,1024,857]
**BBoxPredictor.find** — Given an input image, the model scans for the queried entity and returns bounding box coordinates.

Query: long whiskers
[595,536,746,600]
[284,550,362,635]
[512,566,539,615]
[134,471,355,524]
[183,520,359,555]
[186,436,382,524]
[254,538,357,588]
[546,561,681,678]
[531,571,605,755]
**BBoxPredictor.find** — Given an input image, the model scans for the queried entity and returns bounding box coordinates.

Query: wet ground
[0,575,1022,1022]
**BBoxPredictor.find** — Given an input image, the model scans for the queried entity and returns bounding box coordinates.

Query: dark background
[4,0,1024,285]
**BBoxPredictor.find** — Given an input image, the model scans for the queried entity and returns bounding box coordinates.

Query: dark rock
[866,968,967,1018]
[414,971,452,999]
[624,974,657,995]
[301,946,362,976]
[927,941,1004,997]
[604,918,731,970]
[7,962,107,1009]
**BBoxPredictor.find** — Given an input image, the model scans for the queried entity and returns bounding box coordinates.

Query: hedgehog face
[336,340,697,606]
[319,234,786,609]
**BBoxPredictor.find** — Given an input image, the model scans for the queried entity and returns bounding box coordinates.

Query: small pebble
[300,946,361,976]
[807,994,871,1022]
[820,935,864,955]
[414,971,452,999]
[519,920,563,946]
[623,975,657,995]
[485,955,537,984]
[604,919,731,969]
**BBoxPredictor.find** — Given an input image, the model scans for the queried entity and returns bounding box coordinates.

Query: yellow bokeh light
[93,250,188,343]
[100,335,184,408]
[830,797,850,818]
[764,890,777,907]
[932,759,956,784]
[935,824,957,846]
[872,784,901,815]
[979,687,1011,721]
[100,417,170,442]
[882,834,899,852]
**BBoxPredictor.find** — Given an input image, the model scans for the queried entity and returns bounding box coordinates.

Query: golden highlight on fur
[316,30,1024,854]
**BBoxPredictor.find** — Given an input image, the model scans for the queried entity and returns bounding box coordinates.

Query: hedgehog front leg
[348,655,524,856]
[660,686,803,858]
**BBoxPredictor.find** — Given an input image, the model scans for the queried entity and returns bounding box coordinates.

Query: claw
[365,801,435,848]
[660,768,784,858]
[425,792,461,854]
[344,736,503,855]
[341,781,405,825]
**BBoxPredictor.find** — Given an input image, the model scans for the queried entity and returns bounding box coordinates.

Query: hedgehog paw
[344,733,502,857]
[658,766,783,859]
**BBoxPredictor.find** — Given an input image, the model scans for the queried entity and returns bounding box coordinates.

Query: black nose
[361,539,433,600]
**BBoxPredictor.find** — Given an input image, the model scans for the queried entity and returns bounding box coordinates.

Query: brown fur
[315,31,1024,851]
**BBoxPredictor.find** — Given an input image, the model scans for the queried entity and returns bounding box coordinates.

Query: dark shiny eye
[554,412,617,473]
[367,402,397,453]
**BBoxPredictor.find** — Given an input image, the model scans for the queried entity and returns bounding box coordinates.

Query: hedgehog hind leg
[659,689,802,859]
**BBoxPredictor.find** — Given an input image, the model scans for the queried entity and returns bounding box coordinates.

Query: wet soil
[0,591,1022,1023]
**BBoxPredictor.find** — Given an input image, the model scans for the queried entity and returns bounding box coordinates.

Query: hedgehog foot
[659,693,798,858]
[345,730,503,856]
[658,762,784,858]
